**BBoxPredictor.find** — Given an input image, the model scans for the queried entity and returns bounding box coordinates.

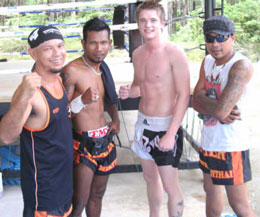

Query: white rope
[0,0,140,15]
[0,23,138,38]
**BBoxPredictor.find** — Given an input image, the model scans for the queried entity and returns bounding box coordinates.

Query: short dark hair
[83,17,110,41]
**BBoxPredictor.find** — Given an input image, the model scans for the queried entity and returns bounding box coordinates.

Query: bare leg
[203,173,224,217]
[72,163,94,217]
[158,166,183,217]
[141,159,164,217]
[86,174,110,217]
[225,184,254,217]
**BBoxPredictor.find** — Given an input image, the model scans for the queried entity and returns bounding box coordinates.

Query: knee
[163,182,175,195]
[229,201,253,217]
[90,185,107,200]
[203,182,217,196]
[72,201,86,216]
[143,172,160,185]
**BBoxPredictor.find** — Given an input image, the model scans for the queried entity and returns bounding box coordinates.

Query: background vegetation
[0,0,259,62]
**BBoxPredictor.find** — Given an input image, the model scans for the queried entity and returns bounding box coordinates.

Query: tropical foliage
[0,0,259,61]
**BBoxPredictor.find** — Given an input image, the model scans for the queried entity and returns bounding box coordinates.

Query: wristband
[70,95,86,113]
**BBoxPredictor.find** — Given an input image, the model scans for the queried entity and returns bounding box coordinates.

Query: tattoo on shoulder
[60,72,71,92]
[218,60,250,112]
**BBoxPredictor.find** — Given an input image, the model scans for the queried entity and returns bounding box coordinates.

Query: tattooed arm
[193,59,253,123]
[61,63,77,102]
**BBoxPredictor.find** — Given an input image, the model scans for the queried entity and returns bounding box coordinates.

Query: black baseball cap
[203,15,235,35]
[28,26,64,49]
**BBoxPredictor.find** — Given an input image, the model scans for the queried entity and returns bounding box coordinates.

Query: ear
[81,39,86,50]
[160,20,166,31]
[28,48,37,61]
[231,34,236,42]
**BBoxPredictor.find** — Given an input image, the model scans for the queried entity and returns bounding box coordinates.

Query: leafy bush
[170,0,260,62]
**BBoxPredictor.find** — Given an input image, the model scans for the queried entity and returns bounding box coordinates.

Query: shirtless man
[119,1,190,217]
[0,26,73,217]
[193,15,254,217]
[62,18,120,217]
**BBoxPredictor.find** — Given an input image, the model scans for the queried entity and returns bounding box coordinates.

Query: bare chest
[76,72,105,95]
[135,52,171,83]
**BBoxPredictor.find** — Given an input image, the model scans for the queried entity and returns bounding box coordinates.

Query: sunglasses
[205,34,231,43]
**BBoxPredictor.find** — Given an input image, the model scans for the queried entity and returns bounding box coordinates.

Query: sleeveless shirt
[20,84,73,211]
[201,52,252,152]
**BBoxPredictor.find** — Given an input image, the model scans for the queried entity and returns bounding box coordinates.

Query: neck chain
[81,55,102,76]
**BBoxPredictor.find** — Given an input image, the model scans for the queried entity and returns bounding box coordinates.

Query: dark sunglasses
[205,34,231,43]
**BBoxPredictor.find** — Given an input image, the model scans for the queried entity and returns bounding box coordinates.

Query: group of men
[0,1,255,217]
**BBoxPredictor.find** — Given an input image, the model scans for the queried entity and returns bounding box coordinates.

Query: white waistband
[137,112,172,129]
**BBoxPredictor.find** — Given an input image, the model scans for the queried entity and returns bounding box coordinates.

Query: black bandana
[28,26,64,48]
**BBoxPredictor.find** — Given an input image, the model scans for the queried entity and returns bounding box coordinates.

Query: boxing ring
[0,0,223,181]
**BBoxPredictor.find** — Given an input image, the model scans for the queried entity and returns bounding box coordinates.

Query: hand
[119,85,131,100]
[107,121,120,135]
[20,72,41,101]
[158,134,175,152]
[220,108,241,124]
[81,87,99,104]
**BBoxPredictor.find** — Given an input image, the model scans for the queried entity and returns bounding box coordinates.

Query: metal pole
[128,3,137,61]
[128,2,143,61]
[204,0,216,55]
[204,0,216,19]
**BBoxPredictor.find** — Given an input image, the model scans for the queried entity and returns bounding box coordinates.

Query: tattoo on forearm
[171,200,184,217]
[217,62,249,113]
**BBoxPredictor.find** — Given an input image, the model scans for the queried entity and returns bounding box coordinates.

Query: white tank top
[201,52,252,152]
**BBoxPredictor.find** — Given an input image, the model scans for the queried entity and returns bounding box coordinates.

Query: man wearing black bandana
[0,26,74,217]
[61,18,120,217]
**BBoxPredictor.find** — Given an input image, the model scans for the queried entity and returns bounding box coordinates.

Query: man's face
[30,39,66,74]
[205,32,235,64]
[82,30,111,64]
[137,9,165,40]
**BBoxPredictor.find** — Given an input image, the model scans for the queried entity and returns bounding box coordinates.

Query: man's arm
[119,50,141,99]
[61,64,76,102]
[192,58,209,114]
[0,73,41,144]
[104,103,120,134]
[159,46,190,150]
[167,46,190,136]
[193,59,253,122]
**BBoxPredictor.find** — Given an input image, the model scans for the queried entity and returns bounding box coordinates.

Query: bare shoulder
[132,44,145,60]
[231,58,253,78]
[165,42,188,66]
[165,41,185,55]
[63,57,81,75]
[61,57,82,83]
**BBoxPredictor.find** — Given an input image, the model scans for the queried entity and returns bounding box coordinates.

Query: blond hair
[135,0,165,22]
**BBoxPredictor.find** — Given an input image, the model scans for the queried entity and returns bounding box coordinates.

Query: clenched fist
[81,87,99,104]
[119,85,131,100]
[20,72,41,101]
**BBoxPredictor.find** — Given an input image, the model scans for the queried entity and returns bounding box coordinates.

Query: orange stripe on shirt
[35,204,72,217]
[31,132,39,210]
[232,152,243,185]
[24,89,50,132]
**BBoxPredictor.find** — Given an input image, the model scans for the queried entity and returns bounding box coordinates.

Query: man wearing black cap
[0,26,73,217]
[193,15,254,217]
